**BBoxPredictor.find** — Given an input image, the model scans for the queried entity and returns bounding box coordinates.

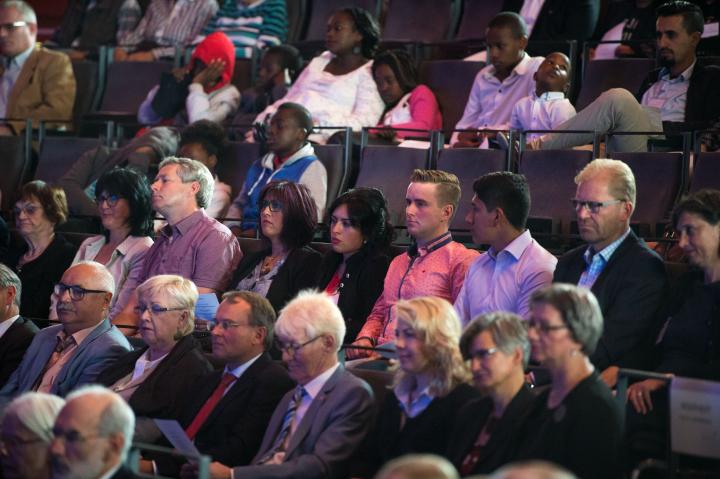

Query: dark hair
[472,172,531,231]
[95,167,154,237]
[259,181,317,249]
[222,290,277,351]
[488,11,528,39]
[372,49,418,97]
[180,119,228,164]
[672,189,720,230]
[17,180,68,225]
[326,187,394,253]
[265,44,303,81]
[336,7,381,58]
[276,102,314,139]
[656,1,704,34]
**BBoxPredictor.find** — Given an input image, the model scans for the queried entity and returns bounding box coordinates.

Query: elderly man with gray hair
[114,157,242,332]
[0,263,37,388]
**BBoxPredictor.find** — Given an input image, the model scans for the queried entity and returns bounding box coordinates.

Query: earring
[352,45,362,55]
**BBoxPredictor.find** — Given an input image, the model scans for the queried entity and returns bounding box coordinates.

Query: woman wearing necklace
[316,188,393,343]
[231,181,320,313]
[517,284,623,479]
[2,181,75,320]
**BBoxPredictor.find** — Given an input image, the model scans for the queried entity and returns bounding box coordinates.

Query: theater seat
[690,152,720,192]
[35,137,104,183]
[382,0,459,43]
[575,58,656,111]
[93,60,174,118]
[216,141,261,200]
[0,135,29,211]
[315,143,349,209]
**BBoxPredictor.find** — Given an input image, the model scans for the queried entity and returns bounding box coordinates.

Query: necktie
[184,373,236,440]
[258,386,306,464]
[32,332,76,391]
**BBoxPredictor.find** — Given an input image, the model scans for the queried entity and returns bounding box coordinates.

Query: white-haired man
[0,263,37,388]
[0,262,132,400]
[50,385,137,479]
[192,291,375,479]
[553,159,668,387]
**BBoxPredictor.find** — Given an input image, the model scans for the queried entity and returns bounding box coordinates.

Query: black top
[0,316,39,388]
[316,248,391,343]
[2,234,76,320]
[517,371,623,479]
[447,384,536,476]
[231,246,322,313]
[0,216,8,260]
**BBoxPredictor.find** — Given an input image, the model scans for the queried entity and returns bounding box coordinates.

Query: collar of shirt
[483,51,532,83]
[2,43,34,69]
[658,60,696,83]
[416,231,453,258]
[161,209,205,238]
[534,91,566,102]
[394,383,434,418]
[487,229,533,262]
[224,353,262,379]
[583,228,631,266]
[301,363,340,401]
[0,315,20,339]
[131,348,169,381]
[64,321,104,348]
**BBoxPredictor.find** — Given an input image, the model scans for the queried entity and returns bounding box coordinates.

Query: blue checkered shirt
[577,229,631,289]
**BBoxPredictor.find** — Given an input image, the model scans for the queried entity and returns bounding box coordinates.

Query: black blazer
[0,316,38,388]
[96,335,213,419]
[553,231,668,371]
[446,384,536,476]
[231,246,322,312]
[154,353,294,476]
[316,249,391,343]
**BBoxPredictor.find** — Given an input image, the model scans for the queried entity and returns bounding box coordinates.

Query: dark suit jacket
[153,353,294,476]
[0,316,38,388]
[232,246,322,313]
[96,335,213,418]
[51,0,126,52]
[553,231,668,371]
[232,365,375,479]
[316,249,391,342]
[447,384,536,476]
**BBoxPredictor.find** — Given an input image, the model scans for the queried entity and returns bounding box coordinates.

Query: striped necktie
[257,385,306,464]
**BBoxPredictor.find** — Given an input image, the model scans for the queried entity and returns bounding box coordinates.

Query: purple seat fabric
[36,137,104,183]
[98,61,173,114]
[575,58,655,110]
[382,0,457,43]
[690,152,720,193]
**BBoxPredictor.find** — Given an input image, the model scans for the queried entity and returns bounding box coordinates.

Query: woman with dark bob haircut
[316,187,393,342]
[2,181,75,319]
[50,168,155,321]
[231,181,321,312]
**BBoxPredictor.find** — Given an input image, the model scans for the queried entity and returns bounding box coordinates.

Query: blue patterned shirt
[578,229,631,289]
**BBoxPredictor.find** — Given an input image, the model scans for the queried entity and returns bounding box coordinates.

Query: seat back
[36,137,104,183]
[576,58,656,110]
[455,0,504,40]
[98,61,173,114]
[437,148,507,230]
[690,152,720,192]
[0,135,29,211]
[232,58,255,92]
[286,0,308,43]
[303,0,381,42]
[314,143,348,210]
[382,0,458,42]
[216,142,261,201]
[71,61,99,120]
[355,145,429,226]
[418,60,485,137]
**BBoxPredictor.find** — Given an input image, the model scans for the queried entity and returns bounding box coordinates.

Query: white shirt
[641,61,694,122]
[0,315,19,339]
[290,363,340,436]
[510,91,576,140]
[222,353,262,395]
[519,0,546,36]
[138,82,240,125]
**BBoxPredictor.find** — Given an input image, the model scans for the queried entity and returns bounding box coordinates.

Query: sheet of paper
[702,22,719,38]
[154,419,200,458]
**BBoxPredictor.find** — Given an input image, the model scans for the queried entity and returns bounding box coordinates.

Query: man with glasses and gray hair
[0,263,37,388]
[0,0,75,135]
[553,158,668,388]
[0,261,131,402]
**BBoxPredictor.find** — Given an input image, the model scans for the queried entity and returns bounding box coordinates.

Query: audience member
[148,291,293,476]
[316,188,394,343]
[0,392,65,479]
[553,159,668,386]
[490,460,578,479]
[115,0,218,61]
[0,262,132,399]
[2,181,75,320]
[0,216,8,260]
[0,1,76,135]
[251,7,384,143]
[517,284,622,479]
[368,297,478,473]
[592,0,658,60]
[116,157,242,329]
[374,454,459,479]
[349,170,479,357]
[193,291,375,479]
[58,126,179,217]
[178,120,232,219]
[228,102,327,230]
[454,172,556,326]
[0,264,37,388]
[452,12,544,148]
[626,189,720,460]
[138,32,240,126]
[371,49,441,142]
[199,0,287,59]
[96,275,212,439]
[448,312,535,475]
[52,168,154,321]
[50,385,138,479]
[231,181,321,313]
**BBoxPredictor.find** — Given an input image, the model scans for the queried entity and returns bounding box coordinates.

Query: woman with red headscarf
[138,32,241,125]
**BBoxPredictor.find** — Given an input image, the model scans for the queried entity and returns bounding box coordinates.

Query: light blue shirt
[641,61,695,122]
[578,229,632,290]
[0,44,34,118]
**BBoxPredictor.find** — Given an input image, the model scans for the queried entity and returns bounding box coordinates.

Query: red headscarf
[190,32,236,93]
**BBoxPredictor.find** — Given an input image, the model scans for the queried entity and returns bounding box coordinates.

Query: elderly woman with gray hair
[446,312,535,476]
[0,392,65,479]
[517,284,622,479]
[96,275,212,437]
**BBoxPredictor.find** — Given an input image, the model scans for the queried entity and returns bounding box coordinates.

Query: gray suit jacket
[0,319,132,399]
[232,365,375,479]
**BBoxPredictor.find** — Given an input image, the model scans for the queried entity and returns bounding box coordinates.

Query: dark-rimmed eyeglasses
[571,199,624,214]
[133,304,186,316]
[13,203,40,216]
[211,320,253,331]
[54,283,108,301]
[527,320,568,334]
[259,199,283,213]
[95,194,120,207]
[275,335,321,355]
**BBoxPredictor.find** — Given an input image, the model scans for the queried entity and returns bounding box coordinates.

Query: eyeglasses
[51,427,102,445]
[571,198,625,214]
[133,304,186,316]
[0,21,27,33]
[13,204,40,216]
[275,335,321,355]
[54,283,108,301]
[95,194,120,207]
[259,199,283,213]
[527,320,568,334]
[211,320,254,331]
[468,347,498,360]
